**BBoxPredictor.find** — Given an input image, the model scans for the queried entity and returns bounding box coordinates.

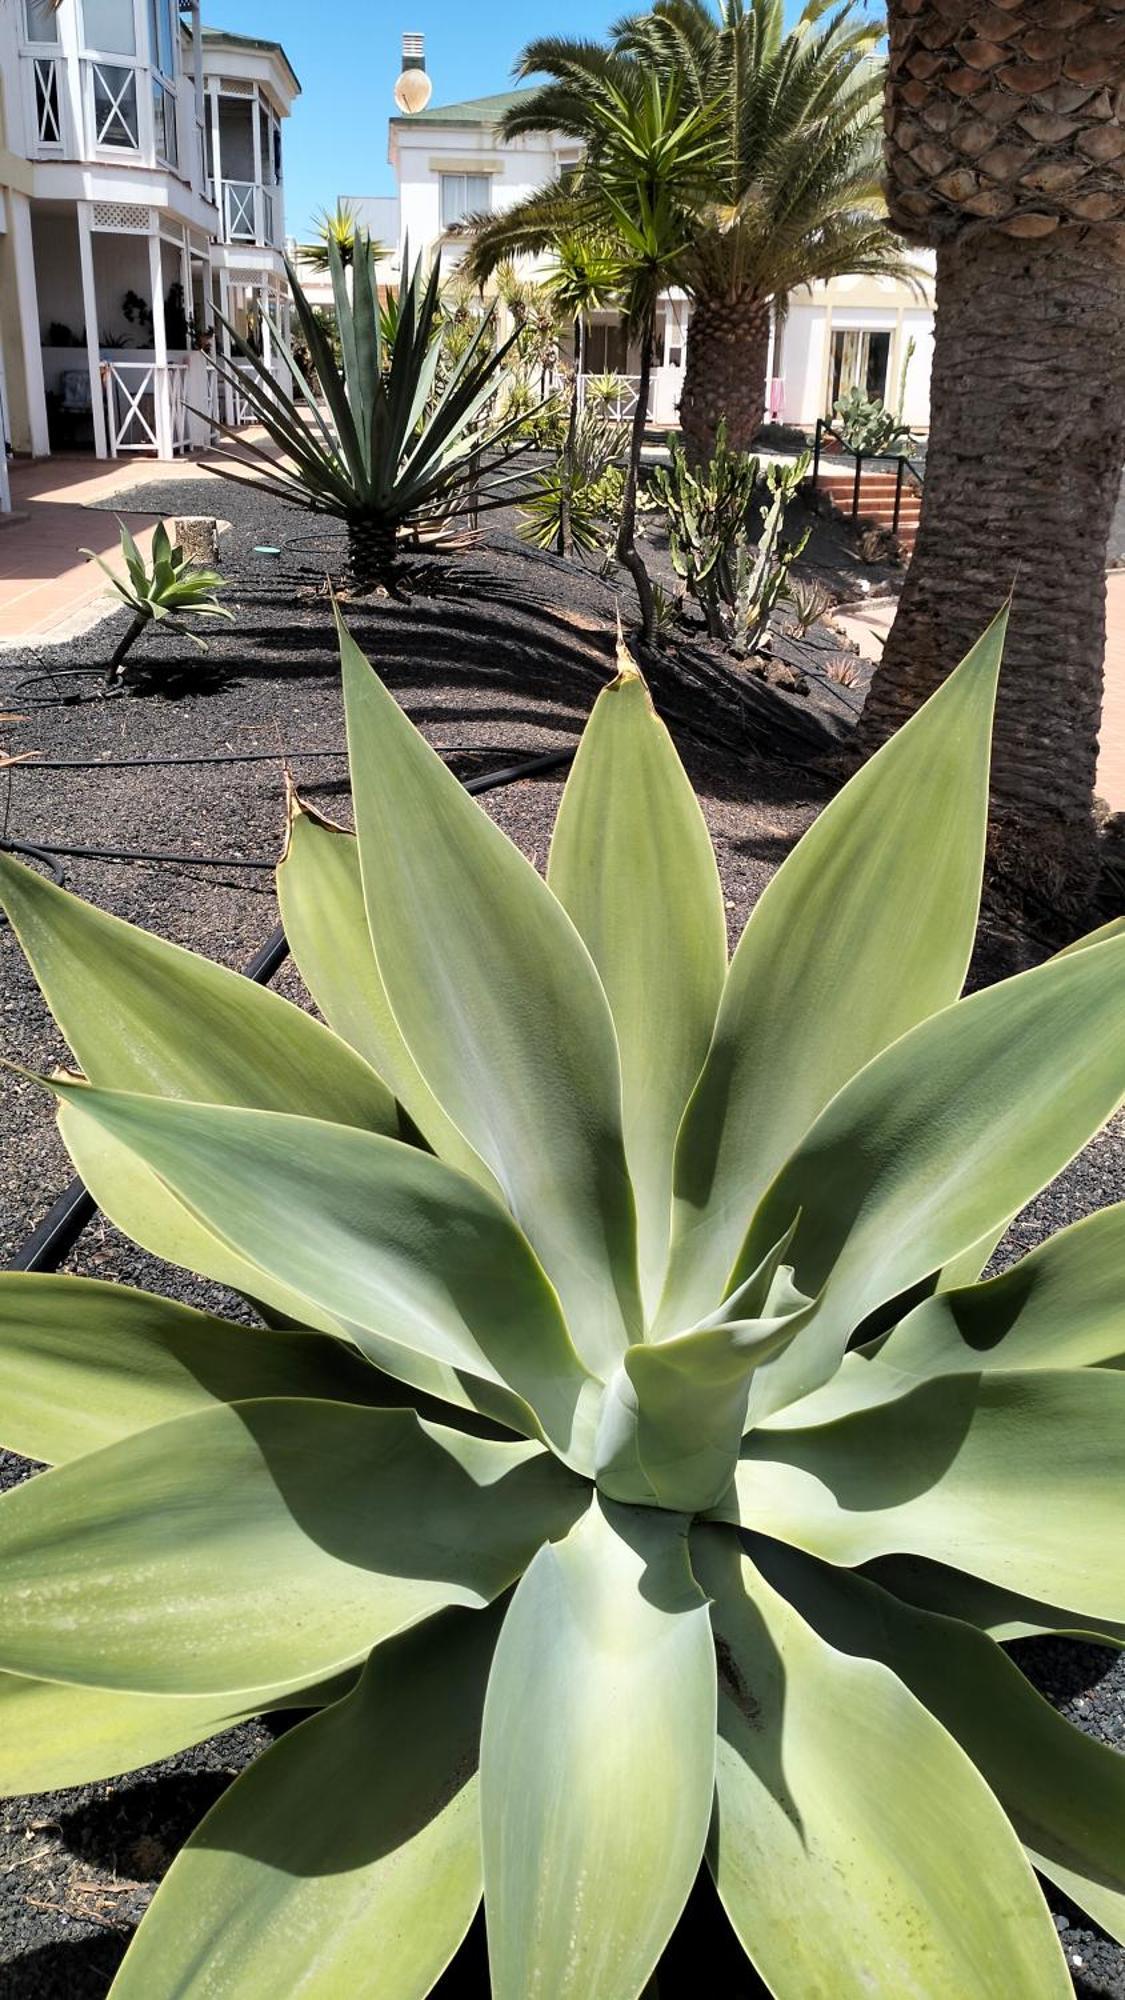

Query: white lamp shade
[394,68,433,113]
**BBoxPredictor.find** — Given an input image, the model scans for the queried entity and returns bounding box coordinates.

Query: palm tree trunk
[105,612,149,686]
[558,317,584,558]
[858,228,1125,911]
[616,331,656,643]
[347,516,397,593]
[679,292,771,461]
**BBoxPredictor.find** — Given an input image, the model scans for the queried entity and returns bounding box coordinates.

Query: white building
[0,0,298,507]
[340,80,935,435]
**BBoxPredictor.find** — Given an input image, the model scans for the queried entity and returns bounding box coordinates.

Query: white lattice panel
[91,201,152,233]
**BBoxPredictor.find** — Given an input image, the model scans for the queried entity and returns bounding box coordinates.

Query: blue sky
[205,0,880,240]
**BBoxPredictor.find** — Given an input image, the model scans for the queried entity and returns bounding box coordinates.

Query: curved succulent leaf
[107,1609,500,1999]
[694,1527,1070,1999]
[276,794,497,1193]
[753,1537,1125,1946]
[341,613,642,1373]
[863,1553,1125,1649]
[729,1369,1125,1619]
[547,658,727,1311]
[0,1272,412,1465]
[874,1202,1125,1378]
[481,1496,715,2000]
[45,1084,598,1466]
[657,612,1005,1332]
[0,850,397,1133]
[739,931,1125,1418]
[0,1666,355,1797]
[0,1401,584,1696]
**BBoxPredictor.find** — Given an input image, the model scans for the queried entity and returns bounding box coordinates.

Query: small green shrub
[0,610,1123,1995]
[653,431,809,652]
[82,520,231,685]
[519,410,623,554]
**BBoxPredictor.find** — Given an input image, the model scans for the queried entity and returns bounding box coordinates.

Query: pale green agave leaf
[0,1272,409,1465]
[108,1609,500,1999]
[0,1401,583,1696]
[750,1536,1125,1946]
[863,1553,1125,1648]
[481,1496,715,2000]
[547,658,727,1313]
[728,1369,1125,1620]
[44,1082,597,1465]
[694,1528,1071,1998]
[738,930,1125,1418]
[340,611,642,1375]
[277,793,499,1194]
[874,1201,1125,1377]
[0,1665,356,1797]
[657,611,1006,1333]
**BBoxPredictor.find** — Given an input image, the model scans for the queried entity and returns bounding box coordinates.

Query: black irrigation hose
[2,838,275,870]
[5,743,576,1275]
[8,744,565,774]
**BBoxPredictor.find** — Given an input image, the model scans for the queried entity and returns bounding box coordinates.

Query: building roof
[390,88,532,128]
[200,26,301,95]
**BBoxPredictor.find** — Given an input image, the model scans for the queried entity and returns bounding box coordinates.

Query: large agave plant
[1,610,1124,1997]
[211,236,534,590]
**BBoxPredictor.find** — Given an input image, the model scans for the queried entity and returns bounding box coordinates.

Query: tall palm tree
[468,72,721,633]
[859,4,1125,911]
[483,0,906,456]
[300,202,385,274]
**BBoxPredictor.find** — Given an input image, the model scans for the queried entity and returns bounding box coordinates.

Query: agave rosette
[0,608,1123,1997]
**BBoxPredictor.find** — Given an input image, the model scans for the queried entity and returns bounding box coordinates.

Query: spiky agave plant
[0,609,1124,1998]
[83,519,231,685]
[209,235,534,590]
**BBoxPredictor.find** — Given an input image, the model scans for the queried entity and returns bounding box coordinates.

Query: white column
[209,82,222,225]
[260,281,273,374]
[250,83,263,242]
[8,191,50,457]
[149,229,173,458]
[76,204,109,458]
[59,0,86,157]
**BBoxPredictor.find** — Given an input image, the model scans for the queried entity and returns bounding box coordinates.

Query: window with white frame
[148,0,178,165]
[439,173,491,229]
[22,0,59,44]
[83,0,140,150]
[83,0,137,56]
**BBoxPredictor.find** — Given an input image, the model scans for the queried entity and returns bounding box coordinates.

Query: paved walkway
[838,585,1125,813]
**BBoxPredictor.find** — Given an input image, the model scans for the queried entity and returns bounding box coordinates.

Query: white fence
[103,360,189,457]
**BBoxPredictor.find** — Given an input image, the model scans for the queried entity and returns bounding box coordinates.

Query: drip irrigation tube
[5,742,576,1275]
[7,743,567,774]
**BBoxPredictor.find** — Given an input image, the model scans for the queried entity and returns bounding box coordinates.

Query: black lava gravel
[0,476,1121,1997]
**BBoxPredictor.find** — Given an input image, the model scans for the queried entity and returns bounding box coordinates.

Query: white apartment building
[340,81,935,436]
[0,0,298,508]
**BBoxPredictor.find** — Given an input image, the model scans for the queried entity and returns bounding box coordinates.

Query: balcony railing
[220,180,279,248]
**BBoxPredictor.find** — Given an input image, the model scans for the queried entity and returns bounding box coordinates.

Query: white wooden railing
[102,360,189,457]
[577,373,650,423]
[219,180,278,247]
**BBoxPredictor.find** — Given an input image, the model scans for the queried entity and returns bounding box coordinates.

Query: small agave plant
[1,609,1124,1997]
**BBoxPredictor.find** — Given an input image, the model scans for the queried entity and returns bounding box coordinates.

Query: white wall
[391,120,564,273]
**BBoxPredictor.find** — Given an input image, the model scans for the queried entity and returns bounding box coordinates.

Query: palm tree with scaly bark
[859,0,1125,912]
[472,1,909,457]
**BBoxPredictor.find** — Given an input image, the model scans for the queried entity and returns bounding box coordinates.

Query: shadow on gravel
[0,1934,129,1999]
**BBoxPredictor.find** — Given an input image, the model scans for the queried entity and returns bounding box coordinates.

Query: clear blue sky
[204,0,880,240]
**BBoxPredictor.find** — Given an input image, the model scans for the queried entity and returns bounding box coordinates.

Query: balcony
[218,179,279,248]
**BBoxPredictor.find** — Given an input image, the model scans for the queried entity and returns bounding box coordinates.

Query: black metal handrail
[810,416,925,537]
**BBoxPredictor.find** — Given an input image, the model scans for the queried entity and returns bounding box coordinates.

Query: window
[83,0,137,55]
[153,75,177,164]
[440,173,490,229]
[147,0,176,75]
[829,327,891,408]
[23,0,59,44]
[91,63,138,146]
[584,319,629,374]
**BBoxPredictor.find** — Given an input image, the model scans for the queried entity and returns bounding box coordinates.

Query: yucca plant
[519,408,623,555]
[82,519,232,685]
[1,609,1124,1997]
[209,236,535,591]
